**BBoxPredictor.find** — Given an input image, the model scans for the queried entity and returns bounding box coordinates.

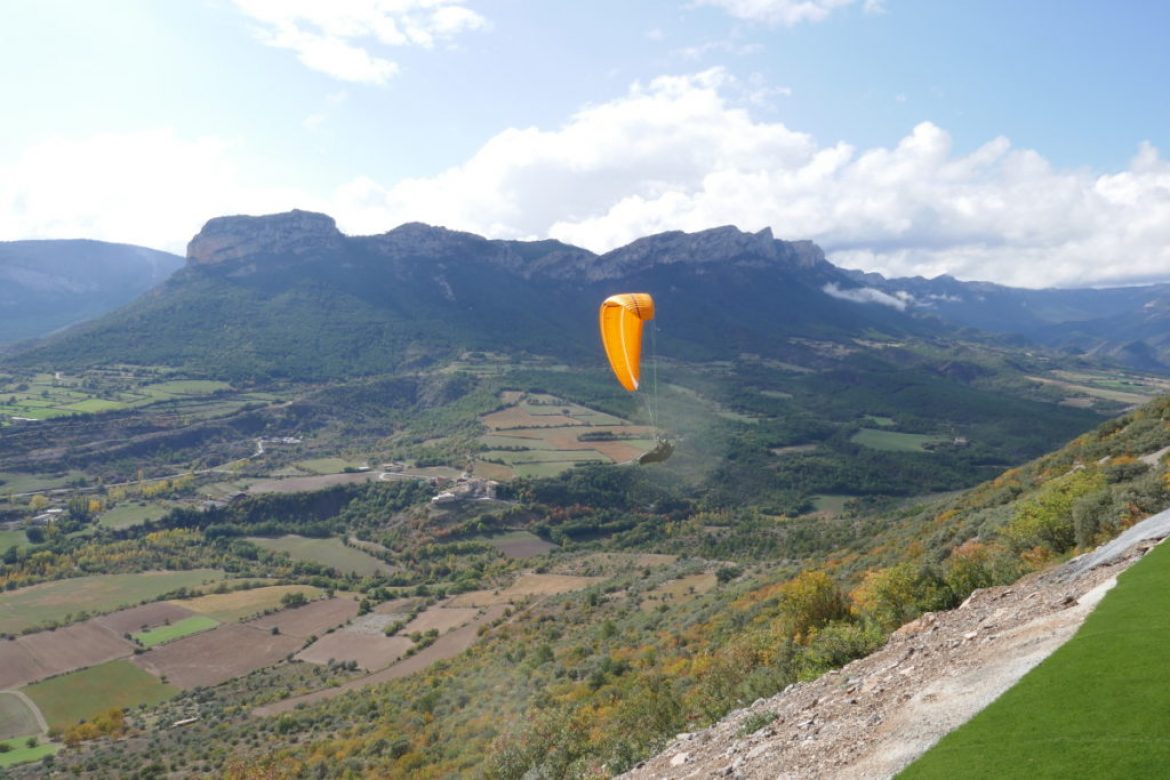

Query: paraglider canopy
[599,293,655,392]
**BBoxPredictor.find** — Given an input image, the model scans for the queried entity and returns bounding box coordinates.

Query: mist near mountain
[0,240,183,347]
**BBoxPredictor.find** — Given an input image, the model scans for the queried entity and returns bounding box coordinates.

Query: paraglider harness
[637,438,674,465]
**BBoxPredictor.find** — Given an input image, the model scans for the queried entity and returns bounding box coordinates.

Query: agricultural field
[246,535,392,577]
[480,530,556,559]
[293,458,368,475]
[97,500,177,530]
[0,569,226,634]
[246,596,360,638]
[0,737,58,770]
[23,660,177,731]
[403,606,480,635]
[0,529,28,549]
[0,469,89,496]
[0,692,42,740]
[850,428,952,452]
[257,604,510,717]
[808,494,854,516]
[133,615,220,648]
[132,624,302,690]
[476,392,656,478]
[1027,369,1170,409]
[238,472,377,495]
[0,622,134,689]
[93,602,197,636]
[296,631,413,672]
[0,370,236,426]
[174,585,323,623]
[903,538,1170,777]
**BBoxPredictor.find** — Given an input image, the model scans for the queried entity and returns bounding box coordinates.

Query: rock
[670,752,690,767]
[188,210,344,265]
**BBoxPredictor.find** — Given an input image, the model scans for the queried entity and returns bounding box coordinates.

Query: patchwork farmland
[0,570,225,635]
[476,392,657,478]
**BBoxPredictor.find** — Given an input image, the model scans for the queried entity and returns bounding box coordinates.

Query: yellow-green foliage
[775,570,849,640]
[1001,468,1106,555]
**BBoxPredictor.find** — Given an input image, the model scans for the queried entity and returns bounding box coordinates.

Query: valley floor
[623,510,1170,779]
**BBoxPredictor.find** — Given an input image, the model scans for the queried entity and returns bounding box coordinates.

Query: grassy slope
[901,539,1170,778]
[246,536,392,577]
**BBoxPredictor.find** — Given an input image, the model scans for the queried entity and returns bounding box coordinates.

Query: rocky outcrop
[185,212,830,282]
[589,225,826,282]
[187,210,345,265]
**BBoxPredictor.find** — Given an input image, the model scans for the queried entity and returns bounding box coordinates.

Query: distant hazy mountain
[847,271,1170,373]
[5,211,940,381]
[0,239,183,347]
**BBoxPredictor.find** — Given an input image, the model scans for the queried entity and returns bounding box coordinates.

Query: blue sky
[2,0,1169,287]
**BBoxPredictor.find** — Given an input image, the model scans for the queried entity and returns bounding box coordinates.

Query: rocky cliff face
[185,212,830,283]
[187,210,345,265]
[589,226,827,281]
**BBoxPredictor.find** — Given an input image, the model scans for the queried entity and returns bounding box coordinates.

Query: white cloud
[694,0,856,26]
[329,69,1170,288]
[822,283,909,310]
[8,72,1170,291]
[232,0,487,84]
[0,130,315,254]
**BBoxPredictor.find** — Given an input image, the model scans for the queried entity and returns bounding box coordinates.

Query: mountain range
[7,210,1168,380]
[0,239,183,347]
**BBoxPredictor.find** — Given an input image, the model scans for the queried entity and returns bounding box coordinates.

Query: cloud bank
[231,0,487,84]
[4,70,1169,290]
[337,68,1170,288]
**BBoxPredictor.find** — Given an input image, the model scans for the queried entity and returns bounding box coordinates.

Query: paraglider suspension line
[650,320,660,434]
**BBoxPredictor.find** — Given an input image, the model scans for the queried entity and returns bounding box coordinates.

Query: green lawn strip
[97,502,174,530]
[0,692,41,740]
[132,615,220,648]
[294,458,362,475]
[900,540,1170,779]
[481,449,609,464]
[0,529,29,549]
[0,470,89,494]
[0,570,225,634]
[60,399,127,413]
[22,660,177,732]
[0,737,59,769]
[851,428,949,452]
[246,535,391,577]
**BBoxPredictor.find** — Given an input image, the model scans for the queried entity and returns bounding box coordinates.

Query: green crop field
[0,529,29,549]
[0,470,89,495]
[0,692,42,740]
[0,569,226,634]
[901,540,1170,778]
[294,458,364,475]
[23,660,177,731]
[247,535,392,577]
[178,584,322,622]
[97,501,176,530]
[851,428,950,452]
[0,737,58,769]
[133,615,219,648]
[809,494,853,515]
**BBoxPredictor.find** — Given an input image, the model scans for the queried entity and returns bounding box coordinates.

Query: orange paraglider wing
[599,293,655,392]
